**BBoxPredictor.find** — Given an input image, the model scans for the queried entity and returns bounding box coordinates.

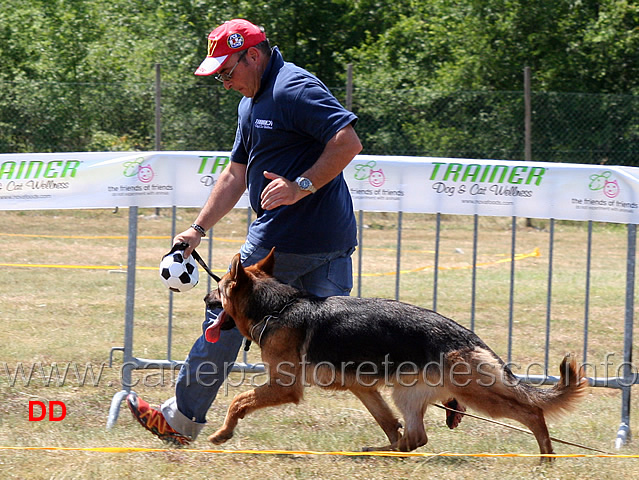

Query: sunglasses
[214,51,247,83]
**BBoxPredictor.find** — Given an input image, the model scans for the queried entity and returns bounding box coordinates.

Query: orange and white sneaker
[126,393,191,446]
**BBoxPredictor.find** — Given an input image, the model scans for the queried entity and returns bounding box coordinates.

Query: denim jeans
[161,241,354,438]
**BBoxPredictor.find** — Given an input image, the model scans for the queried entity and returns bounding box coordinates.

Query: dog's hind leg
[507,406,554,461]
[452,384,555,461]
[349,387,403,450]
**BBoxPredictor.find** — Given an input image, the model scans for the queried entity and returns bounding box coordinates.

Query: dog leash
[433,403,614,455]
[169,242,221,282]
[170,242,254,352]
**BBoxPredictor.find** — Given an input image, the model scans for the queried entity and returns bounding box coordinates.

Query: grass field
[1,208,639,479]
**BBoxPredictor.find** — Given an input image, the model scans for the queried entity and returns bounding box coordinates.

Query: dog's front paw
[208,429,233,445]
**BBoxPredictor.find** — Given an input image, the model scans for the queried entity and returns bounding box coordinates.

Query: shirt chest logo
[254,118,274,130]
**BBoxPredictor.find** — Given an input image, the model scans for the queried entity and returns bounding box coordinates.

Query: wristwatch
[295,176,317,194]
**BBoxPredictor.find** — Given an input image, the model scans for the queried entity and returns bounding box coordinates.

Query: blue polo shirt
[231,47,358,254]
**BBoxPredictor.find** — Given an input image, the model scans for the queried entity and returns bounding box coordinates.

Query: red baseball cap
[195,19,266,76]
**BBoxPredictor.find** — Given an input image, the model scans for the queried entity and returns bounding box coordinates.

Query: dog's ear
[255,247,276,276]
[228,253,249,285]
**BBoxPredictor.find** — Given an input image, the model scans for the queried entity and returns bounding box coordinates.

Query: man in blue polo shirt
[127,19,362,445]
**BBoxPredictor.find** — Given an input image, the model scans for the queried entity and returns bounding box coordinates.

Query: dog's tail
[517,354,587,419]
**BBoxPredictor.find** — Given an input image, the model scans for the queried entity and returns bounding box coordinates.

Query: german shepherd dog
[203,248,586,456]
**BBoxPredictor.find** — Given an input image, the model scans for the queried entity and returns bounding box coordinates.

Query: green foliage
[346,0,639,94]
[345,0,639,163]
[0,0,638,159]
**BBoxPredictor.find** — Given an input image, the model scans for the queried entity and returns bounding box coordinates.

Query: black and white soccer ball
[159,250,199,292]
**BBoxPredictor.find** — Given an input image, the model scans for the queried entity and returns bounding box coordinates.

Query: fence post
[507,216,517,364]
[155,63,162,216]
[433,213,441,311]
[616,223,637,448]
[347,63,363,298]
[470,214,478,331]
[583,221,593,365]
[524,67,534,228]
[544,218,555,374]
[357,210,364,298]
[524,66,532,161]
[395,211,403,300]
[155,63,162,150]
[106,206,138,429]
[166,206,176,361]
[346,63,353,111]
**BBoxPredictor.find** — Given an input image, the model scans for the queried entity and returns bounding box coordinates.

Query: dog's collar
[250,298,297,347]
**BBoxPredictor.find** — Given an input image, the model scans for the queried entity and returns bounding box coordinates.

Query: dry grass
[1,208,639,479]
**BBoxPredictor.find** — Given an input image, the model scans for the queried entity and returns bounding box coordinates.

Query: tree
[1,0,638,158]
[343,0,639,162]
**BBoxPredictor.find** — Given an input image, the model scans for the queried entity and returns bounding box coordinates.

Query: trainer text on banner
[345,155,639,223]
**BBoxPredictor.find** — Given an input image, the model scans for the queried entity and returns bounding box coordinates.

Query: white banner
[1,151,638,223]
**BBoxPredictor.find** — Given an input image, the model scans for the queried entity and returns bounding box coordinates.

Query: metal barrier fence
[106,206,638,449]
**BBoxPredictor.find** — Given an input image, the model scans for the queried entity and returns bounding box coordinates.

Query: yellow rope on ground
[0,232,243,243]
[0,248,541,276]
[0,445,637,458]
[365,247,541,277]
[0,262,160,271]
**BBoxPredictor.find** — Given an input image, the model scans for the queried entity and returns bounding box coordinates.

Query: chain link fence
[1,79,637,165]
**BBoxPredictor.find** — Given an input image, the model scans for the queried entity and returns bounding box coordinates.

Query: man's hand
[172,227,203,258]
[260,171,309,210]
